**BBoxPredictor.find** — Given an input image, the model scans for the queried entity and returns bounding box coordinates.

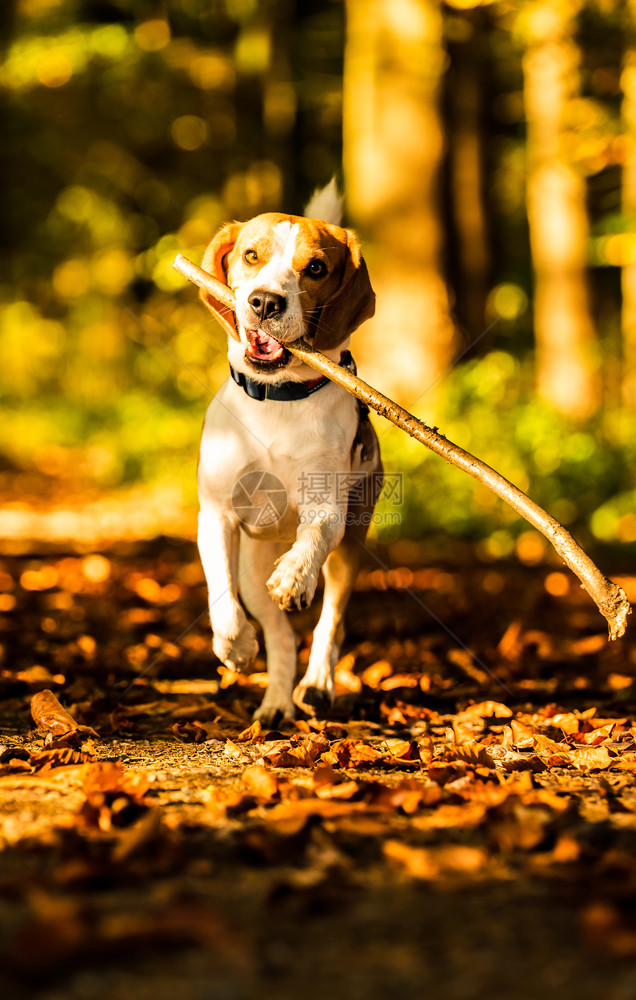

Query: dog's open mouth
[245,329,290,368]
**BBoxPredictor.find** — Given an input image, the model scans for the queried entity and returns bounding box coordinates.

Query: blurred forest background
[1,0,635,560]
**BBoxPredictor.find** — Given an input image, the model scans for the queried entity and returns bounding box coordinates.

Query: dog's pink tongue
[247,329,284,360]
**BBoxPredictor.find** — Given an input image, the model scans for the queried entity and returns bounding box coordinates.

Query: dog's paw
[293,677,334,718]
[212,619,258,671]
[253,691,296,725]
[266,550,319,612]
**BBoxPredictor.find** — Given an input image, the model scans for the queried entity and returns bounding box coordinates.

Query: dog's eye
[244,250,258,265]
[305,259,327,278]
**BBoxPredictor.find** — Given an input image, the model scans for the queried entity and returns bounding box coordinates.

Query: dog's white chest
[198,378,358,523]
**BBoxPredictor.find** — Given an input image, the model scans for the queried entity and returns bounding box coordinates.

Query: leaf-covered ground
[2,537,636,1000]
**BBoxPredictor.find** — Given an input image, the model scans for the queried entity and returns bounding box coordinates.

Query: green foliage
[1,0,633,551]
[375,351,636,549]
[5,327,633,549]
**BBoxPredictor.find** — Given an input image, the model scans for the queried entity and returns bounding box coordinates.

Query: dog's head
[199,212,375,375]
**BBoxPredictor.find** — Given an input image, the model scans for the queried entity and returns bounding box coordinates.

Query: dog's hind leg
[238,535,298,724]
[292,439,382,718]
[292,537,360,717]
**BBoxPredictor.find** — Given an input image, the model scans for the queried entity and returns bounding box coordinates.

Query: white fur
[198,377,368,721]
[234,222,305,347]
[304,177,342,226]
[197,203,379,722]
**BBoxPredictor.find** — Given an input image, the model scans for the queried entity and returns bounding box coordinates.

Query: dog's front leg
[198,506,258,671]
[266,514,344,613]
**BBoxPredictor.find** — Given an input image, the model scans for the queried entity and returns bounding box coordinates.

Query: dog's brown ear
[311,228,375,351]
[200,222,243,341]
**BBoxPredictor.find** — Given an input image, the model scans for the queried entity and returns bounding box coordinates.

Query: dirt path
[1,539,636,999]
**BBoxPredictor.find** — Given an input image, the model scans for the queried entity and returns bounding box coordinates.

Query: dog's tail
[304,177,342,226]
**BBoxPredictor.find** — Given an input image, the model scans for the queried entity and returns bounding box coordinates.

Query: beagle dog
[197,184,382,722]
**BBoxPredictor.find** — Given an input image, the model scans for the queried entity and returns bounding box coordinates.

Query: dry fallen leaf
[532,733,572,766]
[360,660,393,687]
[568,745,613,771]
[447,742,546,773]
[260,734,329,769]
[236,720,263,743]
[241,764,279,802]
[455,701,513,722]
[384,840,488,880]
[171,720,209,743]
[29,746,95,770]
[369,779,440,813]
[78,762,150,832]
[82,761,149,799]
[264,797,368,822]
[321,739,383,769]
[31,689,78,737]
[384,839,438,879]
[571,723,616,746]
[223,738,250,763]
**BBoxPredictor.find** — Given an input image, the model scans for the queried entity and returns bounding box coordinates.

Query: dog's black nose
[248,289,287,321]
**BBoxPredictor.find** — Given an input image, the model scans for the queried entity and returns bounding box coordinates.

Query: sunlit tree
[522,0,599,419]
[343,0,456,406]
[622,0,636,407]
[445,3,491,341]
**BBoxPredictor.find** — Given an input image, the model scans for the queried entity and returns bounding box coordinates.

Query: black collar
[229,350,357,401]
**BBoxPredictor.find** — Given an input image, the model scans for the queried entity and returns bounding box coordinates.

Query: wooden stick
[173,253,631,640]
[174,254,237,311]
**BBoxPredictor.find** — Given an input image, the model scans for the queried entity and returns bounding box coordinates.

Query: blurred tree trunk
[343,0,456,406]
[523,1,599,419]
[0,0,17,257]
[447,14,491,342]
[622,1,636,407]
[263,0,297,210]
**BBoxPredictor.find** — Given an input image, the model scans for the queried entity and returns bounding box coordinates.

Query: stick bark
[173,253,631,640]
